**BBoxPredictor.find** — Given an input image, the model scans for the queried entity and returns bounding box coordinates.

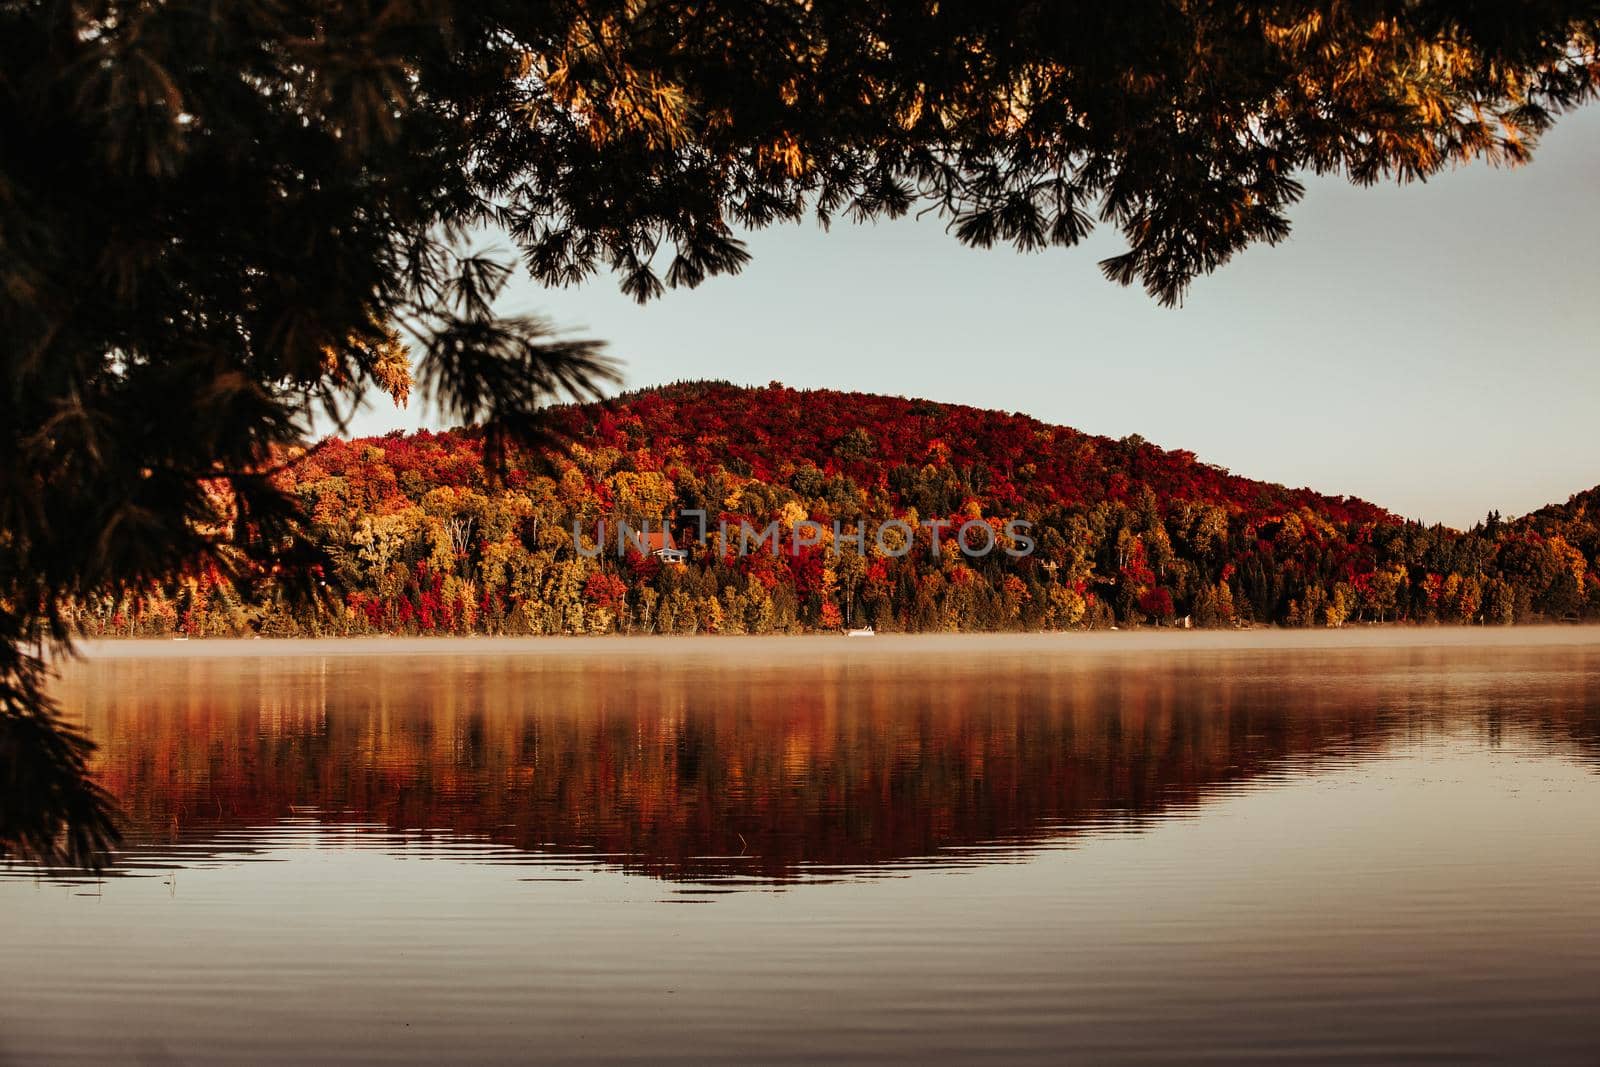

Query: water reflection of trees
[36,647,1600,882]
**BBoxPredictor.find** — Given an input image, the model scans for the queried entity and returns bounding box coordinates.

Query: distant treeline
[69,383,1600,637]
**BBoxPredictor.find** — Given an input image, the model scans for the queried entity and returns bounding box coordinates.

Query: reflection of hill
[53,644,1600,883]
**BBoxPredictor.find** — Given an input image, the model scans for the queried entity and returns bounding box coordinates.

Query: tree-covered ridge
[74,383,1600,637]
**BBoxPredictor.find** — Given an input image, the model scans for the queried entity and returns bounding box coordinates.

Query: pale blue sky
[350,107,1600,529]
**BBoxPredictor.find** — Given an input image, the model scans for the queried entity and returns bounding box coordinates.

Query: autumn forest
[73,382,1600,638]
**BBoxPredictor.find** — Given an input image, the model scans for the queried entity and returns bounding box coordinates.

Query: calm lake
[4,631,1600,1064]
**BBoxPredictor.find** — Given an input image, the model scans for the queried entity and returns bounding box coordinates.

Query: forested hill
[75,382,1600,636]
[540,381,1396,527]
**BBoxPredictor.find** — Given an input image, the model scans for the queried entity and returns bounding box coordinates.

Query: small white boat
[845,627,875,638]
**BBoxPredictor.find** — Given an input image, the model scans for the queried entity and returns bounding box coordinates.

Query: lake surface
[4,631,1600,1064]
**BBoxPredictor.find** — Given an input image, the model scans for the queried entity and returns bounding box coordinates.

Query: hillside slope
[543,381,1396,526]
[75,382,1600,635]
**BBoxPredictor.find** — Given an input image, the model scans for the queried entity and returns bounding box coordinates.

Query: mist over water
[5,630,1600,1063]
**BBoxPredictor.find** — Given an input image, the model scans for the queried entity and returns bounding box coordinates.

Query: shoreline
[57,624,1600,660]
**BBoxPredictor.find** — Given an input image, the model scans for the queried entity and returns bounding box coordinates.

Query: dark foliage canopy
[3,0,1598,864]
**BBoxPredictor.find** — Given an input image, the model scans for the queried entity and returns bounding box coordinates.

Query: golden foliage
[321,327,412,408]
